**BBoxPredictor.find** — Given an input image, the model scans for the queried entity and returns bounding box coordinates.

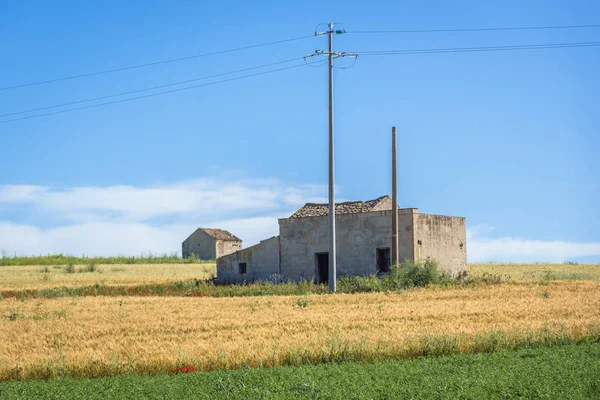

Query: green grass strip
[0,254,212,266]
[1,342,599,399]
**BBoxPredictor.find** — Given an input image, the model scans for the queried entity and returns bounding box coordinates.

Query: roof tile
[200,228,241,241]
[290,195,392,218]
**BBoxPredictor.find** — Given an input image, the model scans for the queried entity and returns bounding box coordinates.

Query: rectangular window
[376,248,391,273]
[238,262,247,274]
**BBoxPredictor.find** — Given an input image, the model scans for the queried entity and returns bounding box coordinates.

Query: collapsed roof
[290,195,393,218]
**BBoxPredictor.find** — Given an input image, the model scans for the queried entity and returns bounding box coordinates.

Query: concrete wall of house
[278,209,416,282]
[216,236,280,284]
[216,240,242,259]
[413,213,467,276]
[182,230,216,260]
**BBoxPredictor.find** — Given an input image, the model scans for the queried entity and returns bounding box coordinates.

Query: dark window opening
[238,262,247,274]
[377,248,391,273]
[315,253,329,284]
[459,242,464,250]
[417,240,422,246]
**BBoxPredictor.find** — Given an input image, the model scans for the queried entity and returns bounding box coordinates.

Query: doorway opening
[315,252,329,284]
[376,247,391,273]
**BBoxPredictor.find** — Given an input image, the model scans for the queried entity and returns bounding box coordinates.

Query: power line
[0,35,313,92]
[0,63,311,124]
[347,24,600,34]
[0,57,305,118]
[4,40,597,124]
[353,41,600,56]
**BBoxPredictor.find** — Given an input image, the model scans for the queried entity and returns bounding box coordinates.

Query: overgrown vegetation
[2,342,599,399]
[0,260,504,300]
[338,259,452,293]
[0,253,213,266]
[83,263,97,273]
[0,280,327,300]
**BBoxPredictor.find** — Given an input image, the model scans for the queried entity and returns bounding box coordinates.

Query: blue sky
[0,0,598,262]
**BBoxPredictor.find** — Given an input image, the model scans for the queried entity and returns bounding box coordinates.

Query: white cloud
[0,185,48,202]
[0,179,326,223]
[0,177,321,256]
[468,224,600,263]
[0,216,283,257]
[0,222,177,257]
[3,179,598,262]
[466,223,496,239]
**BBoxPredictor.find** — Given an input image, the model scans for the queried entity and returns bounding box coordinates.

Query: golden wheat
[469,263,600,280]
[2,263,597,292]
[1,280,598,380]
[0,263,216,290]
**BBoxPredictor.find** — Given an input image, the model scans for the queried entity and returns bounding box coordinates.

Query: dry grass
[469,263,600,281]
[1,280,598,381]
[3,263,597,292]
[0,263,216,291]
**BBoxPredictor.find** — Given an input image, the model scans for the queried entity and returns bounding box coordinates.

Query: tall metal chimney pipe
[391,127,399,266]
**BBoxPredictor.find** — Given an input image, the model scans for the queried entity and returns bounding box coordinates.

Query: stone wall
[214,209,467,283]
[216,240,242,259]
[278,209,416,282]
[182,229,217,260]
[216,236,280,284]
[183,229,241,260]
[413,213,467,276]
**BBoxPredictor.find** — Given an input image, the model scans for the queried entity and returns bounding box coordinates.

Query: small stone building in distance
[216,195,467,284]
[182,228,241,260]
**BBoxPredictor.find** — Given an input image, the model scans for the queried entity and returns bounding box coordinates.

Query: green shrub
[295,297,311,308]
[465,273,505,285]
[388,259,450,289]
[336,260,450,293]
[65,264,76,274]
[338,275,384,293]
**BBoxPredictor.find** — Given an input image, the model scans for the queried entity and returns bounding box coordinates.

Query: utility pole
[306,24,357,293]
[327,23,337,293]
[391,127,399,266]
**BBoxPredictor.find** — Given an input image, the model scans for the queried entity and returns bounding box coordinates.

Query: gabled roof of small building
[197,228,241,242]
[290,195,393,218]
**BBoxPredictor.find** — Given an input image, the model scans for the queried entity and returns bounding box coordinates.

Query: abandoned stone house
[182,228,241,260]
[215,195,467,284]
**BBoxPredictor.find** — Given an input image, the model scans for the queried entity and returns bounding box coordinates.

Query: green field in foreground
[1,342,598,400]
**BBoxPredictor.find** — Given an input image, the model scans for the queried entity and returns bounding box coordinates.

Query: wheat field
[1,280,598,381]
[469,263,600,280]
[0,263,216,291]
[1,263,597,292]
